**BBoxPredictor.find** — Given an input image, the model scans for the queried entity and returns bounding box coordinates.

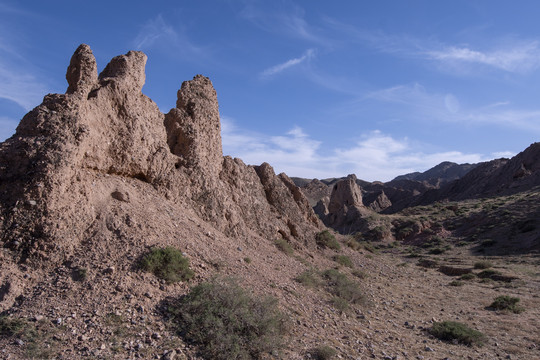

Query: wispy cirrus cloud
[260,49,315,78]
[133,14,205,57]
[221,117,493,181]
[426,41,540,73]
[361,82,540,132]
[240,3,332,47]
[324,17,540,74]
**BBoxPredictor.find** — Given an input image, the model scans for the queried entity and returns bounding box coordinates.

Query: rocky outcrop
[0,45,322,309]
[319,175,372,234]
[164,75,222,175]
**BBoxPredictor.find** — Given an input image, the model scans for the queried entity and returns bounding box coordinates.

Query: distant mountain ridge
[392,161,479,186]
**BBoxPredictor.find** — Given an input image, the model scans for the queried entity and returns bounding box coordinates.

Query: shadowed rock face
[0,44,322,308]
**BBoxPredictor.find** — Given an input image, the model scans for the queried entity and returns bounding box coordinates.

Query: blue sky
[1,1,540,181]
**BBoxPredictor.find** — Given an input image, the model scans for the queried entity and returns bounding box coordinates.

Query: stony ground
[1,230,538,359]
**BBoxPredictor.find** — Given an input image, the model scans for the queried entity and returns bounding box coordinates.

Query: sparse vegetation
[334,255,353,267]
[274,238,294,255]
[489,295,524,313]
[460,273,476,281]
[429,321,485,346]
[449,280,464,286]
[0,315,61,358]
[295,269,320,288]
[169,277,287,360]
[73,266,87,281]
[316,230,341,250]
[140,247,194,283]
[0,315,27,337]
[362,242,378,254]
[474,260,493,269]
[439,266,473,276]
[310,345,337,360]
[417,258,439,268]
[322,269,365,306]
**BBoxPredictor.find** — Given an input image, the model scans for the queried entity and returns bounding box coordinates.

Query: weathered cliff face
[0,44,322,309]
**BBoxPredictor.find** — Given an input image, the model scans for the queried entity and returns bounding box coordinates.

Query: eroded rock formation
[0,45,322,309]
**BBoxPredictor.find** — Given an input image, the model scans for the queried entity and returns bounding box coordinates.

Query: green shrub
[321,269,364,305]
[460,273,476,281]
[316,230,341,250]
[333,255,353,268]
[474,261,493,269]
[429,321,485,346]
[429,247,446,255]
[438,266,472,276]
[274,238,294,255]
[352,269,368,279]
[477,269,501,279]
[243,257,252,264]
[363,242,377,254]
[140,247,194,283]
[295,270,320,288]
[346,237,362,251]
[489,295,524,313]
[0,316,27,337]
[449,280,464,286]
[417,258,439,268]
[169,277,287,360]
[310,345,337,360]
[330,296,350,312]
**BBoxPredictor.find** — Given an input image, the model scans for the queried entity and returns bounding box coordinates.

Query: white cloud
[133,14,204,57]
[240,4,329,46]
[260,49,315,78]
[0,63,47,111]
[426,41,540,73]
[221,117,491,182]
[362,83,540,132]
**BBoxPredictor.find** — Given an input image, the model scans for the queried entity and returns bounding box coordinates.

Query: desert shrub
[295,270,320,288]
[429,247,446,255]
[169,277,287,360]
[449,280,464,286]
[438,266,472,277]
[310,345,337,360]
[243,257,252,264]
[0,316,27,337]
[460,273,476,281]
[368,225,391,241]
[474,261,493,269]
[489,295,524,313]
[330,296,350,312]
[397,227,414,240]
[477,269,502,279]
[429,321,485,346]
[0,315,60,358]
[456,241,468,247]
[333,255,353,268]
[321,269,364,305]
[274,238,294,255]
[346,237,362,251]
[417,258,439,268]
[352,269,368,279]
[316,230,341,250]
[140,247,194,283]
[363,242,377,254]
